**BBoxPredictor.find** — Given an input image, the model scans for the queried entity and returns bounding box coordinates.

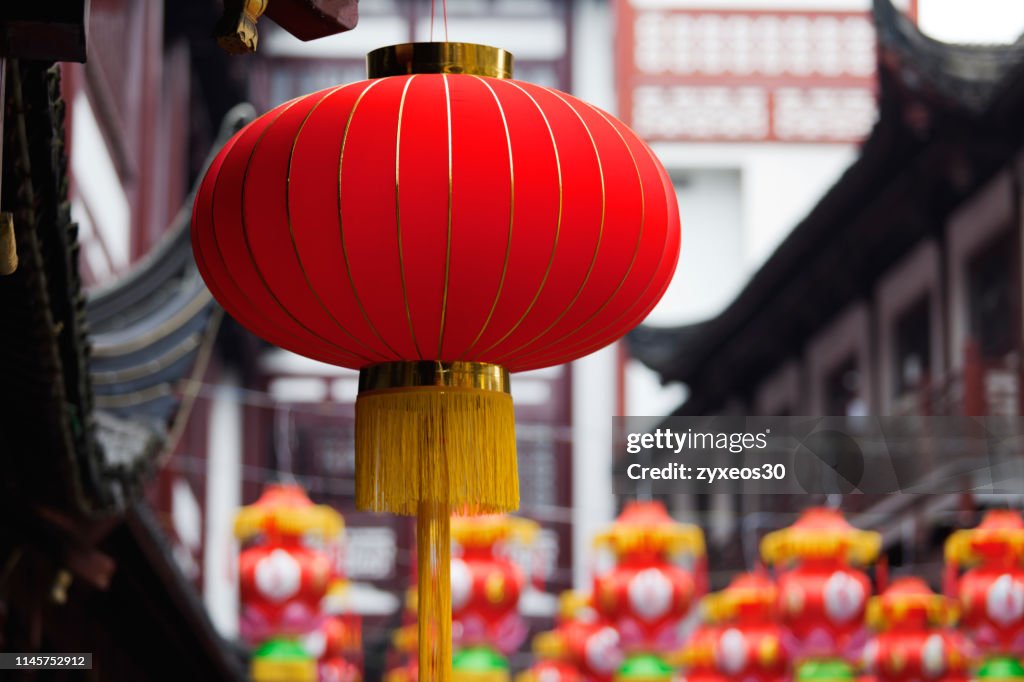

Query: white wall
[203,371,243,637]
[644,142,857,327]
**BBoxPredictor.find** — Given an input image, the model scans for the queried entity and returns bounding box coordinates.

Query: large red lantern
[192,41,680,681]
[761,508,881,676]
[945,510,1024,661]
[702,571,788,682]
[860,577,968,682]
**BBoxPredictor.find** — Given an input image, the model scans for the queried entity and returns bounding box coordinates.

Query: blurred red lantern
[515,659,582,682]
[451,515,535,655]
[517,624,585,682]
[702,571,787,682]
[945,509,1024,657]
[761,508,881,664]
[861,577,968,682]
[674,623,729,682]
[236,484,342,643]
[193,41,681,681]
[593,502,705,654]
[537,591,624,682]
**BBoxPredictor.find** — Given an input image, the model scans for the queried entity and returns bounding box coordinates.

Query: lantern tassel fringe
[355,386,519,516]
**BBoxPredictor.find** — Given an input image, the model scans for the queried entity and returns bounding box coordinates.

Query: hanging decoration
[945,509,1024,679]
[451,515,536,658]
[192,39,681,682]
[860,576,967,682]
[235,483,344,682]
[701,570,788,682]
[760,507,881,681]
[515,628,584,682]
[591,501,705,681]
[673,621,729,682]
[517,590,617,682]
[311,581,364,682]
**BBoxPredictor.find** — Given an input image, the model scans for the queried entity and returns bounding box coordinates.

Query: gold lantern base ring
[354,360,519,516]
[355,361,518,682]
[367,42,514,79]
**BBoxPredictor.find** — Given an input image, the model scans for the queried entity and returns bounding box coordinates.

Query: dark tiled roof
[1,60,252,512]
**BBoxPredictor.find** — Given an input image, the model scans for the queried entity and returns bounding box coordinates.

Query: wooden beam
[0,1,89,62]
[266,0,359,42]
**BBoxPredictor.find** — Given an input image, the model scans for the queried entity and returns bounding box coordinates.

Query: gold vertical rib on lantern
[357,46,518,682]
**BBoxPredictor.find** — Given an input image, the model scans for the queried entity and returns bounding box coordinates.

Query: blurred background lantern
[701,570,788,682]
[672,620,728,682]
[592,501,705,680]
[945,509,1024,677]
[761,507,881,680]
[311,581,364,682]
[517,589,622,682]
[515,626,584,682]
[191,40,681,682]
[552,590,623,682]
[451,515,536,657]
[235,483,343,682]
[861,576,967,682]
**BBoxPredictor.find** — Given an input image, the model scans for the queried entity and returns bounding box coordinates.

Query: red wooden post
[962,339,986,416]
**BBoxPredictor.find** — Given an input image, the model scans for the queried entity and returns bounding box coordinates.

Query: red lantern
[309,585,364,682]
[593,502,705,655]
[530,590,624,682]
[701,571,788,682]
[945,509,1024,657]
[236,484,342,643]
[674,623,729,682]
[193,41,680,681]
[517,626,585,682]
[451,515,534,655]
[761,508,881,664]
[861,577,968,682]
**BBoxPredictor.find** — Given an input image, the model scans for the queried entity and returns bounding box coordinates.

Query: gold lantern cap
[367,42,514,79]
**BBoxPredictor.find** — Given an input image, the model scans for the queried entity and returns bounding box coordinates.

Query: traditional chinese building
[629,0,1024,582]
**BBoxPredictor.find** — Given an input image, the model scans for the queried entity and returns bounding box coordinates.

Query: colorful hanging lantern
[593,501,705,655]
[550,590,623,682]
[673,622,729,682]
[451,515,535,655]
[614,653,675,682]
[974,656,1024,681]
[452,647,511,682]
[310,581,364,682]
[945,510,1024,659]
[516,628,585,682]
[519,590,620,682]
[236,484,344,682]
[860,577,968,682]
[192,41,681,682]
[592,502,704,682]
[701,571,788,682]
[760,507,881,676]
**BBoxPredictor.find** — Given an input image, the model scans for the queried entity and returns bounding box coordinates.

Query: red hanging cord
[430,0,436,42]
[443,0,449,42]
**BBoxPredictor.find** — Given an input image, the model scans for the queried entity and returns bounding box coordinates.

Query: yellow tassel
[418,503,452,682]
[354,362,519,682]
[355,386,518,516]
